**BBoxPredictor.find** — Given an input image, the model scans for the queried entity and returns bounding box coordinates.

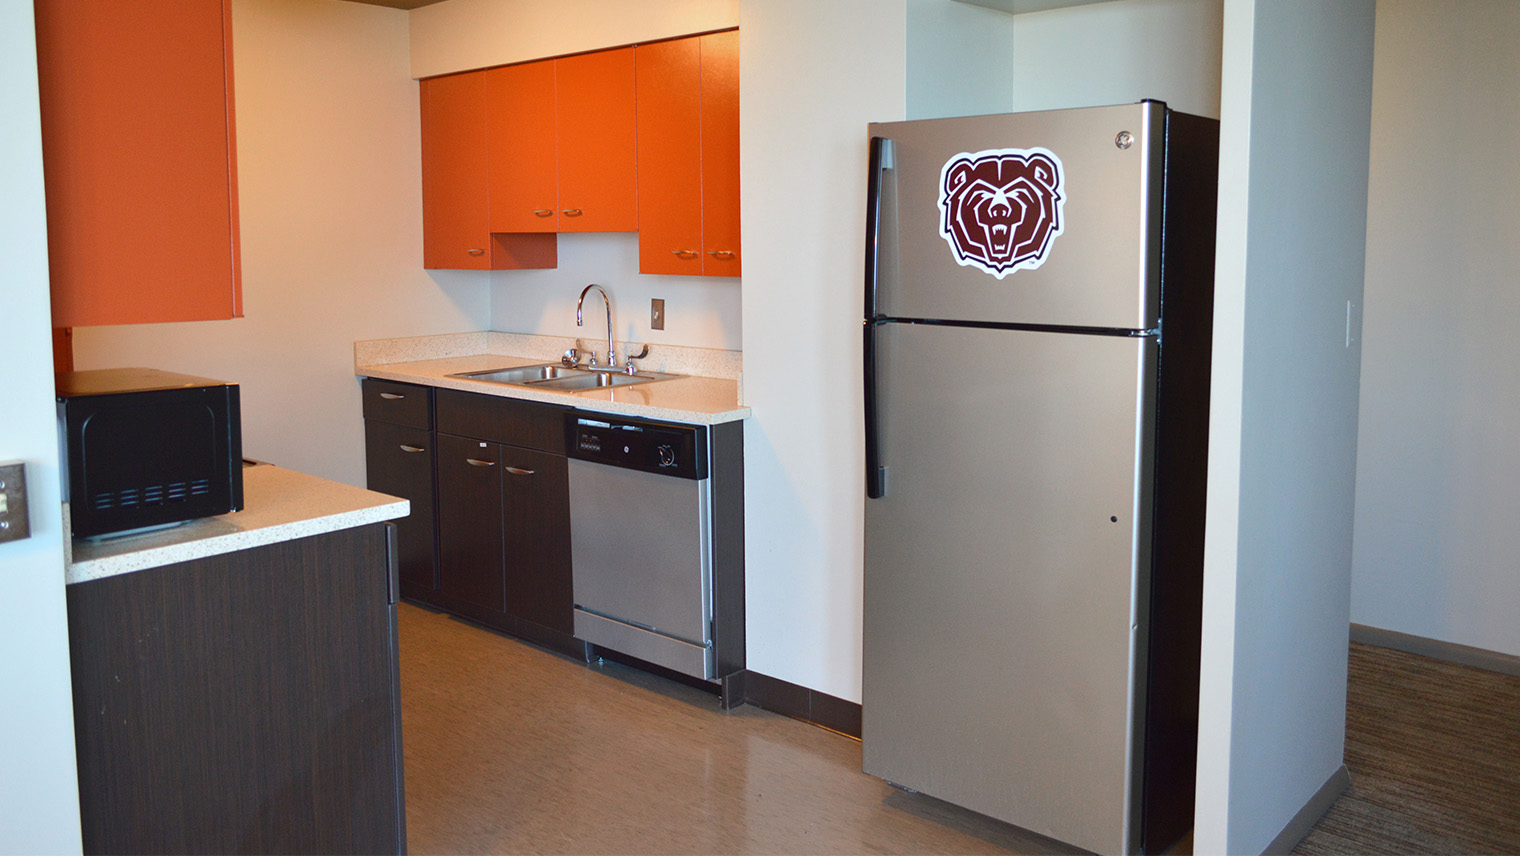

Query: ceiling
[339,0,449,10]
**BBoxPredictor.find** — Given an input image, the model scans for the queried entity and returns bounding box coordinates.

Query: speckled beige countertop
[355,332,749,425]
[67,465,408,584]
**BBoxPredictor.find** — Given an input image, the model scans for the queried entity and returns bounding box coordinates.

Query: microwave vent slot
[91,479,212,512]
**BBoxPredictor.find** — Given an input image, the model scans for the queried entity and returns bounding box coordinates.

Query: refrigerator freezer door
[869,102,1163,330]
[862,321,1156,855]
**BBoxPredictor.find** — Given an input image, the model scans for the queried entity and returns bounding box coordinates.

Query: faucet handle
[561,348,578,367]
[586,350,599,367]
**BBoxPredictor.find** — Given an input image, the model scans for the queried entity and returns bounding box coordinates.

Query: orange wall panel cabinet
[486,61,558,234]
[636,32,741,278]
[421,71,492,270]
[636,37,704,276]
[699,30,742,277]
[35,0,242,327]
[422,71,556,271]
[555,48,638,233]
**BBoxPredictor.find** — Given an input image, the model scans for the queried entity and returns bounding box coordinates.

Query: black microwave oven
[57,368,244,538]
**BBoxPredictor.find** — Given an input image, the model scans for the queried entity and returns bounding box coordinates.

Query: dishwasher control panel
[566,414,708,480]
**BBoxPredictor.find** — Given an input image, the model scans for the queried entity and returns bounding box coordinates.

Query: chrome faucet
[576,283,617,368]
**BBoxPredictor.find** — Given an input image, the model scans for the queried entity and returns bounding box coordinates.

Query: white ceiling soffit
[953,0,1118,14]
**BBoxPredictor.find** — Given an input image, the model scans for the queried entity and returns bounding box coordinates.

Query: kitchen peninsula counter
[355,331,749,425]
[66,464,408,584]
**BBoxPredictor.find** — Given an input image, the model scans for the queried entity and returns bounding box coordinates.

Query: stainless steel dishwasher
[566,413,715,680]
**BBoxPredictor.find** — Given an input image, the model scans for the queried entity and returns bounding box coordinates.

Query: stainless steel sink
[451,364,583,385]
[449,363,681,391]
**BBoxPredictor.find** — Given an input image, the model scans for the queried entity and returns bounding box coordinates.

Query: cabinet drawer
[362,379,433,429]
[436,389,565,454]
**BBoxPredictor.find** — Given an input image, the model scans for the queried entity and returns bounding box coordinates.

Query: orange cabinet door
[636,37,704,275]
[557,48,638,233]
[486,60,559,233]
[35,0,241,327]
[699,30,741,277]
[421,72,492,270]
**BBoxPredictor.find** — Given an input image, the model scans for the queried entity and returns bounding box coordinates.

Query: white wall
[909,0,1221,122]
[0,0,83,850]
[72,0,490,489]
[1194,1,1375,852]
[409,0,738,79]
[1350,0,1520,659]
[737,0,906,701]
[489,234,741,350]
[1010,0,1222,118]
[907,0,1017,120]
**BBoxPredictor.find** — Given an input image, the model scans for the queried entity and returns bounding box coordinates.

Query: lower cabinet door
[500,445,573,634]
[364,420,438,595]
[437,433,505,612]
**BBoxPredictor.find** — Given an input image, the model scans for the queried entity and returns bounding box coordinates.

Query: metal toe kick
[575,607,715,681]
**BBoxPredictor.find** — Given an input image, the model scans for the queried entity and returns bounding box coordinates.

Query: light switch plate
[651,298,665,331]
[0,461,29,543]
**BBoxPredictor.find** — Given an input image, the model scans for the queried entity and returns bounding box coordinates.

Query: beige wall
[737,0,906,700]
[1350,1,1520,658]
[0,1,83,849]
[73,0,490,488]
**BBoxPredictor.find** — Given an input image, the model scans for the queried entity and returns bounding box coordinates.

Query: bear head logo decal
[938,147,1066,279]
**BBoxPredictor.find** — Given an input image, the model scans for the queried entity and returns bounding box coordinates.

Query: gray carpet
[1293,641,1520,855]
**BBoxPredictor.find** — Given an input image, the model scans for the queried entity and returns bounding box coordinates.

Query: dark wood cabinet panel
[437,432,506,612]
[436,388,566,453]
[500,445,573,634]
[366,420,438,594]
[66,525,405,855]
[362,379,433,430]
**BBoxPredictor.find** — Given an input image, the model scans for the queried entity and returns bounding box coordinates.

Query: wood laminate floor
[401,605,1520,855]
[397,602,1083,855]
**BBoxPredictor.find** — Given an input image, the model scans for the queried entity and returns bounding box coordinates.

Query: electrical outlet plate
[651,298,666,331]
[0,461,29,543]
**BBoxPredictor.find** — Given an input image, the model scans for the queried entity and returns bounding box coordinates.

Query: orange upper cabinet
[698,31,741,277]
[35,0,242,327]
[422,72,492,270]
[635,38,703,276]
[554,48,638,232]
[636,31,741,278]
[486,49,638,234]
[422,72,556,270]
[485,61,558,233]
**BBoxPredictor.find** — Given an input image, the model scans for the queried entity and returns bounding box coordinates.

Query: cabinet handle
[504,466,535,476]
[532,209,554,217]
[707,250,737,259]
[466,248,486,256]
[466,458,496,467]
[670,249,699,258]
[379,392,405,400]
[562,208,583,217]
[399,444,426,453]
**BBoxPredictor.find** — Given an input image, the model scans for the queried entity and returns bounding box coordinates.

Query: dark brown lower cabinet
[66,523,406,856]
[436,432,575,638]
[366,419,438,596]
[437,432,506,612]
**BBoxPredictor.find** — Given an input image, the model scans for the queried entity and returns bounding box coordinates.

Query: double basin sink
[449,362,681,392]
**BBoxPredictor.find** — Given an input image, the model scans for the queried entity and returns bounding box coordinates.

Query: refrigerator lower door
[862,321,1157,856]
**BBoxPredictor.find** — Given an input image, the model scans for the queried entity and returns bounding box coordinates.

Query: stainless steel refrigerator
[861,101,1218,856]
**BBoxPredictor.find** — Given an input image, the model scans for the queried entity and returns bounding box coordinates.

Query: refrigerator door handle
[864,319,887,499]
[865,136,894,320]
[864,136,894,500]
